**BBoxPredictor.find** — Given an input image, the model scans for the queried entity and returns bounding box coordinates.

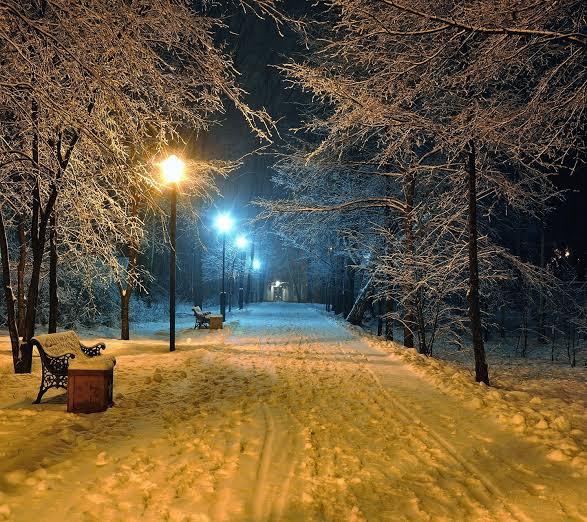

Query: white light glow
[275,280,281,287]
[214,213,234,234]
[252,259,261,270]
[161,154,185,184]
[236,235,248,249]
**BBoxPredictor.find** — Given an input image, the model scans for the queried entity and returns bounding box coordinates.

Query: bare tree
[260,0,584,383]
[0,0,275,370]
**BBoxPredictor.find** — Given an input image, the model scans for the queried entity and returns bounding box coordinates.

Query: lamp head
[214,213,234,234]
[161,154,185,184]
[236,235,248,250]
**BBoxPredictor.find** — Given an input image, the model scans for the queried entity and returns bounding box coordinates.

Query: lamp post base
[220,292,226,321]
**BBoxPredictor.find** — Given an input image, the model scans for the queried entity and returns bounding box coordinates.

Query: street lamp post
[238,257,245,309]
[228,258,236,313]
[170,187,177,351]
[221,233,226,319]
[228,252,240,312]
[327,246,333,312]
[245,242,254,305]
[252,258,261,302]
[215,213,234,321]
[161,154,185,352]
[235,235,248,310]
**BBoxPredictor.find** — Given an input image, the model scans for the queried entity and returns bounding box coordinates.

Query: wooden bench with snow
[192,306,212,329]
[31,331,116,406]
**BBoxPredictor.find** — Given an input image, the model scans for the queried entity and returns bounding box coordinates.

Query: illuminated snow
[0,303,585,520]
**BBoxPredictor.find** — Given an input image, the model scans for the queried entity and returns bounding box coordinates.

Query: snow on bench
[31,331,115,404]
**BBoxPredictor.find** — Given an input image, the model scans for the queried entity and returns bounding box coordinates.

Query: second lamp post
[215,213,234,321]
[161,154,185,352]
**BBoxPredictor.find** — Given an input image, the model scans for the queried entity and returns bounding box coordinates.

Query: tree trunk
[385,297,394,341]
[416,298,428,355]
[23,91,78,342]
[48,210,58,333]
[499,307,506,338]
[23,96,55,343]
[149,216,156,273]
[466,141,490,385]
[192,244,202,307]
[537,224,547,342]
[347,276,372,325]
[332,256,340,313]
[377,299,383,336]
[332,261,338,313]
[120,199,140,340]
[24,182,50,342]
[24,245,43,341]
[403,173,416,348]
[259,269,266,302]
[17,217,27,333]
[287,260,301,303]
[343,259,354,317]
[337,255,345,313]
[0,210,29,372]
[327,248,334,311]
[246,243,255,304]
[120,289,130,340]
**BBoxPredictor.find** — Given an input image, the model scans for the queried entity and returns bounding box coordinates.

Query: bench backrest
[193,306,207,316]
[32,331,87,359]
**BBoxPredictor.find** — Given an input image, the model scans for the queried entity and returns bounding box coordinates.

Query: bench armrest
[80,342,106,357]
[36,348,75,375]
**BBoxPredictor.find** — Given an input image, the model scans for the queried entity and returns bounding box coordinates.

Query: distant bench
[31,331,115,406]
[192,306,211,329]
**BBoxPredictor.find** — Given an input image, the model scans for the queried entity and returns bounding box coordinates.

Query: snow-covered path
[0,303,585,521]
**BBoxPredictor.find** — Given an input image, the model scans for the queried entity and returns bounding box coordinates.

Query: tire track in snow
[252,403,276,520]
[353,351,532,522]
[247,404,305,521]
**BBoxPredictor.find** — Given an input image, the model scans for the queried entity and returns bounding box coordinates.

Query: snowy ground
[0,303,585,521]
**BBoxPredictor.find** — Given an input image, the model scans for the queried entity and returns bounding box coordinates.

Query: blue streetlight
[249,258,262,302]
[235,235,248,249]
[214,212,234,320]
[215,213,234,234]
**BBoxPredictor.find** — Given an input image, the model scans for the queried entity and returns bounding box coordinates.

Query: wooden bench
[192,306,211,329]
[31,331,115,405]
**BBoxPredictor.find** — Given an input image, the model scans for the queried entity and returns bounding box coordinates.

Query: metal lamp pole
[245,242,254,306]
[238,249,245,310]
[161,154,185,353]
[229,254,238,313]
[214,213,234,322]
[220,233,226,321]
[169,185,177,352]
[327,246,333,312]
